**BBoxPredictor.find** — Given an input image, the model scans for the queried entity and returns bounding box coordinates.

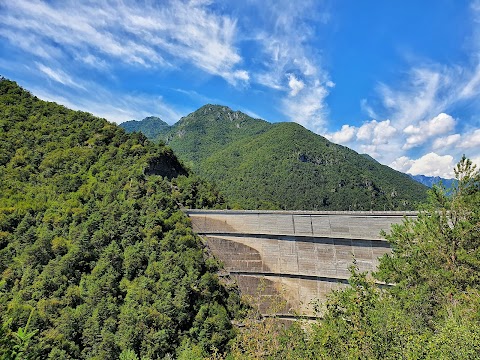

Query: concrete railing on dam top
[186,210,418,316]
[186,209,418,240]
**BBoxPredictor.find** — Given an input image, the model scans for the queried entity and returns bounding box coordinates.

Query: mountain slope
[0,80,241,359]
[201,122,427,210]
[122,105,428,210]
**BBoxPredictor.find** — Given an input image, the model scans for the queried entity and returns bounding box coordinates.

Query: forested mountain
[121,105,428,210]
[0,79,242,359]
[120,116,170,140]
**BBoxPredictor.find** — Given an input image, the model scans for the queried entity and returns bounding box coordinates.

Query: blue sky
[1,0,480,178]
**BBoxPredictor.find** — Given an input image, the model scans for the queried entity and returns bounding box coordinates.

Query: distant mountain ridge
[409,174,456,189]
[121,105,428,210]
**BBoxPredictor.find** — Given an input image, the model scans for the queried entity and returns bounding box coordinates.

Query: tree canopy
[0,79,242,359]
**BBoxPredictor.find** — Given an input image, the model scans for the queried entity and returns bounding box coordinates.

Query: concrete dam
[186,210,417,316]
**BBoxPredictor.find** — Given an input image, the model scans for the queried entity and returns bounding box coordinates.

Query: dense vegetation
[227,156,480,359]
[122,105,428,210]
[0,79,242,359]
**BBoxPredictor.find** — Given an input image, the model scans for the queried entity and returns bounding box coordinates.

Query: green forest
[0,79,243,359]
[121,105,429,211]
[1,79,480,359]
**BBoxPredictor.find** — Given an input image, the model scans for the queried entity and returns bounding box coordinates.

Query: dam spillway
[186,210,417,316]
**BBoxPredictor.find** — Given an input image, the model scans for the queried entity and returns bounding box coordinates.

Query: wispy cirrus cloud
[378,63,480,175]
[1,0,331,131]
[37,63,86,90]
[0,0,248,85]
[244,0,333,132]
[283,81,330,131]
[1,0,479,179]
[30,84,186,125]
[371,1,480,132]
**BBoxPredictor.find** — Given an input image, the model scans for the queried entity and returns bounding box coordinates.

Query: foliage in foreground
[226,156,480,359]
[0,79,243,359]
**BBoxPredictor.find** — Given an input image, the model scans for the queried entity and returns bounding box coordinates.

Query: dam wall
[186,210,416,316]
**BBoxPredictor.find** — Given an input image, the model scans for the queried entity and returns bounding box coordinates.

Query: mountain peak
[173,105,269,136]
[120,116,170,139]
[185,104,250,123]
[142,115,166,122]
[197,104,233,113]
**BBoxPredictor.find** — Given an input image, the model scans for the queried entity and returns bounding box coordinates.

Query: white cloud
[459,63,480,99]
[249,0,332,131]
[404,113,455,137]
[78,54,108,69]
[375,62,480,133]
[471,156,480,169]
[31,86,186,125]
[402,113,456,150]
[2,0,478,178]
[378,68,443,128]
[432,134,461,149]
[326,119,398,148]
[360,98,378,119]
[461,129,480,148]
[357,119,397,145]
[287,73,305,96]
[390,153,455,178]
[389,156,414,173]
[2,0,332,129]
[352,1,480,169]
[355,123,371,141]
[359,144,381,158]
[323,118,401,164]
[291,1,480,174]
[327,124,356,144]
[256,72,283,90]
[0,28,62,60]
